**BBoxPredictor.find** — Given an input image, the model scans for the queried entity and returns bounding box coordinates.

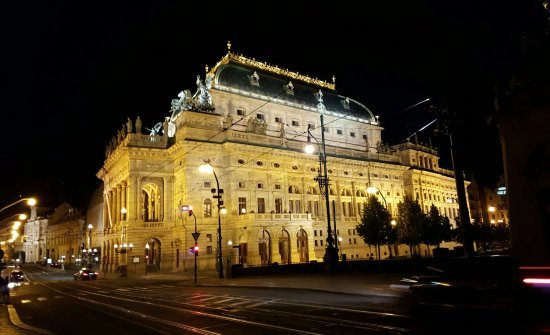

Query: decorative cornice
[210,52,336,91]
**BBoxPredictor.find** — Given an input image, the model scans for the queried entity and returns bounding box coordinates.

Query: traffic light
[193,244,199,255]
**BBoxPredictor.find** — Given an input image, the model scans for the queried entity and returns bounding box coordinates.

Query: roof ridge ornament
[209,45,336,90]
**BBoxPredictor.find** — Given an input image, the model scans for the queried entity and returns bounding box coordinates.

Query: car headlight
[8,282,16,289]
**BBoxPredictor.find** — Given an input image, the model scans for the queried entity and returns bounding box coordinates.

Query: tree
[421,205,454,255]
[396,195,424,257]
[356,195,391,259]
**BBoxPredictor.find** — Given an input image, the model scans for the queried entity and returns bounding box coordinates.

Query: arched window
[288,185,301,194]
[203,198,212,217]
[341,188,352,196]
[307,186,319,195]
[329,187,336,196]
[356,189,366,197]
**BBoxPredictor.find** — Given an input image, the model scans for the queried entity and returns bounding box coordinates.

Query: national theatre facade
[97,45,463,274]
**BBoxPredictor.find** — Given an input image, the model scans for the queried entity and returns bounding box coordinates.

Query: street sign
[192,232,201,241]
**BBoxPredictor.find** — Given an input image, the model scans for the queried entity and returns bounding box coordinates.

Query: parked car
[74,269,98,280]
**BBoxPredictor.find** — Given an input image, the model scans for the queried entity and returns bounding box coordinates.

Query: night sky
[1,1,541,210]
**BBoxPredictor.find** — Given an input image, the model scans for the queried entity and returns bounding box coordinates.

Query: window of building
[256,161,264,166]
[206,234,212,242]
[363,134,367,139]
[308,123,315,130]
[314,230,317,237]
[315,240,318,247]
[320,240,324,246]
[336,129,343,135]
[320,230,323,236]
[273,163,280,168]
[275,117,283,123]
[203,181,211,188]
[238,159,245,164]
[207,246,213,254]
[350,131,355,137]
[203,199,212,217]
[275,184,281,190]
[257,183,264,189]
[324,127,329,133]
[237,109,245,116]
[292,120,299,126]
[257,198,265,213]
[256,114,265,120]
[238,197,247,215]
[275,198,283,213]
[239,182,246,188]
[288,185,300,194]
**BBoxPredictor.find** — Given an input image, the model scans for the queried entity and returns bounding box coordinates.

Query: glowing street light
[199,158,224,279]
[0,197,37,214]
[305,119,338,270]
[367,186,387,208]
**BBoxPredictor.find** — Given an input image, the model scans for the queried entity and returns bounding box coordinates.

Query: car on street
[74,269,98,280]
[10,270,25,283]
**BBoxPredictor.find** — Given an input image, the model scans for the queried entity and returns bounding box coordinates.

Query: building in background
[97,47,466,274]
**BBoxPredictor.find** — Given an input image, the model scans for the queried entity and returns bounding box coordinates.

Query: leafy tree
[396,195,424,256]
[422,205,454,255]
[356,195,391,259]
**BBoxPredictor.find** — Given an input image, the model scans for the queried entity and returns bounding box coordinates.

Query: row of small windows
[237,109,365,138]
[224,182,399,198]
[234,159,398,180]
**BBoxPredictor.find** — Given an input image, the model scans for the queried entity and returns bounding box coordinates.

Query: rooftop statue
[315,89,326,112]
[192,74,214,111]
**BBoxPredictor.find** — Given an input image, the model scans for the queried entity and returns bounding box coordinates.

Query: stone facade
[97,50,466,274]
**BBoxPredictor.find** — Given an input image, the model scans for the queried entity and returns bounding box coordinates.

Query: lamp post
[305,117,338,270]
[367,186,387,209]
[145,242,150,276]
[87,224,93,267]
[0,197,36,214]
[184,206,200,285]
[199,158,224,279]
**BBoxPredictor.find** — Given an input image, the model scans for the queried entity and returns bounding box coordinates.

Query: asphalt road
[9,265,412,335]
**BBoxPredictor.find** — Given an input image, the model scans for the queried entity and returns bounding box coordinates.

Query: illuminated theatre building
[98,46,462,274]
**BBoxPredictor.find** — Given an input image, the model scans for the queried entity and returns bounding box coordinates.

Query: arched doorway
[258,229,271,265]
[238,234,248,265]
[297,229,309,263]
[278,229,291,264]
[145,238,162,270]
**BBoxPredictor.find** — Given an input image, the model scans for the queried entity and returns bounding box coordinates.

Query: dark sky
[1,1,542,209]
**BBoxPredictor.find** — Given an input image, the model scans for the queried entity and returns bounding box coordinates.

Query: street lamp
[305,118,338,270]
[182,205,200,285]
[199,158,224,279]
[367,186,387,209]
[86,224,93,267]
[0,197,37,214]
[144,242,150,275]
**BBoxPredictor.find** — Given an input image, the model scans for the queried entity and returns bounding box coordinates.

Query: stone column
[136,176,142,221]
